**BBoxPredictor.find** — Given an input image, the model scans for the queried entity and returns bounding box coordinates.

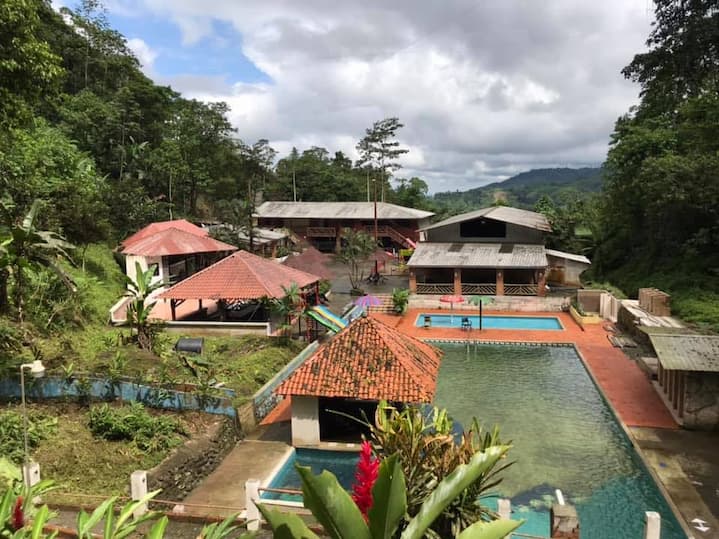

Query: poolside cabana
[648,331,719,430]
[121,220,237,290]
[157,250,321,322]
[276,316,442,446]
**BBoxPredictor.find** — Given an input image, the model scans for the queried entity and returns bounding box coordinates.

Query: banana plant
[258,449,522,539]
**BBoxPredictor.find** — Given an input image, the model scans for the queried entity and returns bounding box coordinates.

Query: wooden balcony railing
[504,284,539,296]
[416,283,455,295]
[306,227,336,237]
[461,283,497,295]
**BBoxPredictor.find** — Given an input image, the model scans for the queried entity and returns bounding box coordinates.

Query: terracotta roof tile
[122,219,206,247]
[277,316,442,403]
[159,250,320,301]
[121,227,237,256]
[283,247,335,280]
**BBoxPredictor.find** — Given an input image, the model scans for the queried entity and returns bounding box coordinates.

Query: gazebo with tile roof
[276,315,443,446]
[158,250,321,321]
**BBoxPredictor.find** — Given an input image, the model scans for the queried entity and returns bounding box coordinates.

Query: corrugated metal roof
[420,206,552,232]
[407,242,548,268]
[255,201,434,220]
[276,316,442,402]
[158,250,319,301]
[648,333,719,372]
[121,228,238,256]
[545,249,591,265]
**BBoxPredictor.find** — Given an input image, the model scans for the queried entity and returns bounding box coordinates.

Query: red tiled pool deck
[370,309,678,430]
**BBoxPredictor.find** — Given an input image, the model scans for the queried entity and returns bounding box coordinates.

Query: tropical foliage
[123,262,162,350]
[337,231,378,293]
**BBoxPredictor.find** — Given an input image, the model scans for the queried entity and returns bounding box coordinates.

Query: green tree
[0,0,63,128]
[356,118,409,200]
[337,230,377,293]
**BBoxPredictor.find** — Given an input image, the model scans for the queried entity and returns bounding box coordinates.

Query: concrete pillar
[291,396,321,446]
[453,269,462,295]
[130,470,148,517]
[678,372,685,418]
[496,270,505,296]
[498,498,511,520]
[537,269,547,297]
[22,461,40,488]
[409,269,417,293]
[644,511,660,539]
[550,503,579,539]
[245,479,261,531]
[335,225,342,253]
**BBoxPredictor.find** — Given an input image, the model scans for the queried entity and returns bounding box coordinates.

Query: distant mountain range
[433,167,603,209]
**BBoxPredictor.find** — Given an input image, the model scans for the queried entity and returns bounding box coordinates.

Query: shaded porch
[409,267,546,296]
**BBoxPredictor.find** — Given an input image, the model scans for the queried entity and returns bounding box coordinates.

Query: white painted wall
[291,396,320,446]
[125,255,166,291]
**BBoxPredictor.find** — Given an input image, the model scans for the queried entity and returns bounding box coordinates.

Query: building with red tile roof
[157,250,321,321]
[276,316,443,445]
[121,228,237,257]
[282,247,334,280]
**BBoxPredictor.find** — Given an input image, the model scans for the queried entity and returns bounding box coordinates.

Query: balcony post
[453,269,462,296]
[496,269,505,296]
[537,269,547,297]
[409,269,417,293]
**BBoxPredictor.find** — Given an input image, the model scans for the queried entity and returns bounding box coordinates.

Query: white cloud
[112,0,653,192]
[127,37,158,72]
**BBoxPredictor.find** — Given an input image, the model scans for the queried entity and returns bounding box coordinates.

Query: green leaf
[400,445,511,539]
[30,504,50,539]
[257,504,320,539]
[145,516,169,539]
[455,519,523,539]
[296,465,371,539]
[368,454,407,539]
[78,497,116,536]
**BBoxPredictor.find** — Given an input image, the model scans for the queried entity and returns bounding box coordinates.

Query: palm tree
[271,282,304,339]
[0,200,75,324]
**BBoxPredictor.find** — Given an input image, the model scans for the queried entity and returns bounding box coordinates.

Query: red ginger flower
[351,441,379,519]
[12,496,24,531]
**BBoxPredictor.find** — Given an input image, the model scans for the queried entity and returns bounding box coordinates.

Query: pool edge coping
[414,312,566,331]
[426,338,694,539]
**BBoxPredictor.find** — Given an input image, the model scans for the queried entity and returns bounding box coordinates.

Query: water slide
[307,305,348,333]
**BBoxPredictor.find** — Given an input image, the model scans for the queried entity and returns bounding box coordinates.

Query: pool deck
[371,309,677,429]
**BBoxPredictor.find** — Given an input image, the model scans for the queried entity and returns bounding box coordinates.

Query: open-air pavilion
[157,250,321,323]
[276,315,443,446]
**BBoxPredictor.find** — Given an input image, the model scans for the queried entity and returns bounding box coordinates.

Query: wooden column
[170,300,177,321]
[409,269,417,293]
[537,269,547,297]
[335,225,342,253]
[453,269,462,295]
[496,269,505,296]
[678,371,685,418]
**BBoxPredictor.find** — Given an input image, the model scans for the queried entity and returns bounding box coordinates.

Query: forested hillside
[433,167,602,210]
[591,0,719,331]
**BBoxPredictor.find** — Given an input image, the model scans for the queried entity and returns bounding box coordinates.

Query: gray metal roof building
[419,206,551,232]
[648,333,719,372]
[407,242,548,268]
[255,201,434,220]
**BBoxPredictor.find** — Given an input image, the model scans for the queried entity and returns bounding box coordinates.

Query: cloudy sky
[103,0,653,193]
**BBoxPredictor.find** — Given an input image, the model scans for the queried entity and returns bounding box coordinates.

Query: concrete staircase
[367,294,395,314]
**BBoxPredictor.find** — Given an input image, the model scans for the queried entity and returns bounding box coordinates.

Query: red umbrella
[440,294,464,322]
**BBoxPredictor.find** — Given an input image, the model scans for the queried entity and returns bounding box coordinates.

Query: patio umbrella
[469,295,494,330]
[355,294,382,308]
[439,294,464,322]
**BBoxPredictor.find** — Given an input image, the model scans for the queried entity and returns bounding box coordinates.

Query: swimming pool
[415,313,563,330]
[434,343,685,539]
[261,448,358,502]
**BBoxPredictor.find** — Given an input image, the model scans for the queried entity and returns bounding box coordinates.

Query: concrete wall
[683,372,719,430]
[577,289,603,313]
[125,254,166,290]
[291,395,320,446]
[163,322,269,337]
[409,294,570,312]
[425,221,544,244]
[546,255,590,286]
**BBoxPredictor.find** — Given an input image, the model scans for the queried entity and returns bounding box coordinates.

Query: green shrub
[0,409,57,464]
[87,402,185,452]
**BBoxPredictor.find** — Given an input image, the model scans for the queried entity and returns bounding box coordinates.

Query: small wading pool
[415,313,563,330]
[261,449,358,502]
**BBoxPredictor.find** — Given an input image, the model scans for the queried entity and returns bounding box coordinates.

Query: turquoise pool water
[261,449,358,502]
[434,343,685,539]
[415,313,563,330]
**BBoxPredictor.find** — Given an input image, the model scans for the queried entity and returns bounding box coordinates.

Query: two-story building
[408,206,588,297]
[254,201,434,252]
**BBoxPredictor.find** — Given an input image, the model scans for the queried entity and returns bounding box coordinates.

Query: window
[460,218,506,238]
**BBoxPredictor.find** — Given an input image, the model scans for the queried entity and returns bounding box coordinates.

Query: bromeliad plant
[368,402,512,538]
[258,450,521,539]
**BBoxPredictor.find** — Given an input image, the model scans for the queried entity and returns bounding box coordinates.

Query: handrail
[416,283,455,294]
